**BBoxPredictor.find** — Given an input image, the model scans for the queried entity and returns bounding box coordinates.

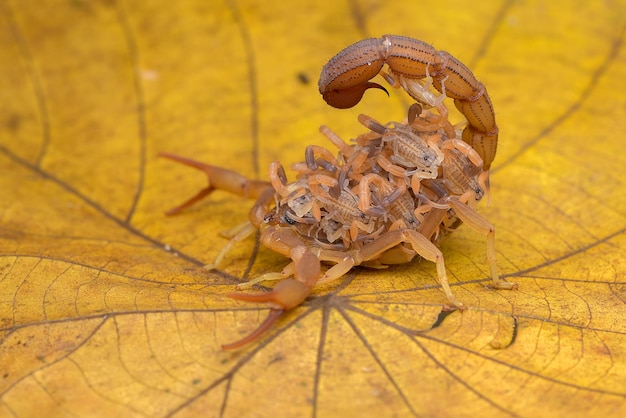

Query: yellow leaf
[1,0,626,417]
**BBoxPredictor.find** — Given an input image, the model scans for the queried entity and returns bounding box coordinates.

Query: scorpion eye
[264,212,279,225]
[283,212,297,225]
[423,151,436,165]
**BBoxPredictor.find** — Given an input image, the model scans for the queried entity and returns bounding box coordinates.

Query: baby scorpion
[161,36,516,349]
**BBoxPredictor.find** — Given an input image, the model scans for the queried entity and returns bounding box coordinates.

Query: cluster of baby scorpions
[162,35,516,349]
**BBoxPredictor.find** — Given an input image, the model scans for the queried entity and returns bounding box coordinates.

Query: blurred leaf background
[1,0,625,417]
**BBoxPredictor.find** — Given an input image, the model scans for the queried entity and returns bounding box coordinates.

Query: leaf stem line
[0,143,205,268]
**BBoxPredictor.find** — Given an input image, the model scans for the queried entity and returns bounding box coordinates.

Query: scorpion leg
[358,228,463,309]
[310,226,464,308]
[203,222,257,270]
[446,198,517,291]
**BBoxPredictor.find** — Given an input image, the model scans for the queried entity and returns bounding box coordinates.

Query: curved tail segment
[318,35,498,170]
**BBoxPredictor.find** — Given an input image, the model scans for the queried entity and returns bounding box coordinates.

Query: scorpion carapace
[162,35,516,350]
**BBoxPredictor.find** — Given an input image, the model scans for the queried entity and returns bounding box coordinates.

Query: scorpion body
[162,35,516,349]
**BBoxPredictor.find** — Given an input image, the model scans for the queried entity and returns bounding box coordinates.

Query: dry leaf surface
[1,0,626,417]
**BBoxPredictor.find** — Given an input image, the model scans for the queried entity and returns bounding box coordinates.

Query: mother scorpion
[162,35,516,349]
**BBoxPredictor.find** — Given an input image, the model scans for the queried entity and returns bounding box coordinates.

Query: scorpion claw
[164,186,214,216]
[221,309,285,350]
[222,279,311,349]
[228,278,311,310]
[322,82,388,109]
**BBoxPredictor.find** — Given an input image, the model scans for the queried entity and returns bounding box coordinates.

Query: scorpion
[162,35,516,349]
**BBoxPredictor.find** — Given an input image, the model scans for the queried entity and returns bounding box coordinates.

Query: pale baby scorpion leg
[204,222,257,270]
